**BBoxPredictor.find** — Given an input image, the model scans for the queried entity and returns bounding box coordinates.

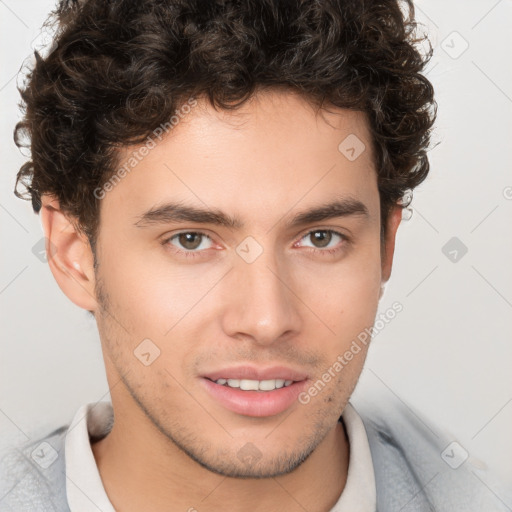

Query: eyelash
[162,229,349,259]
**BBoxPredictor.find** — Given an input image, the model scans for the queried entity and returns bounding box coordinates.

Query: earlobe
[39,195,98,311]
[381,205,402,284]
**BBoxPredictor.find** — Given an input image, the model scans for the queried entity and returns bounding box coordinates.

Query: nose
[220,245,303,346]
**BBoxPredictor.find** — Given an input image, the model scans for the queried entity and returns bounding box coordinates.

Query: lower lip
[200,378,309,417]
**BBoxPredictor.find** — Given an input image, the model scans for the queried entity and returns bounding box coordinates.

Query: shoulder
[353,396,512,512]
[0,425,71,512]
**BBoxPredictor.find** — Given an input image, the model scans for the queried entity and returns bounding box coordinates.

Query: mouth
[207,377,296,391]
[200,366,309,417]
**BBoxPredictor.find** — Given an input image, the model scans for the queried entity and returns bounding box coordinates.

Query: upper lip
[202,365,308,382]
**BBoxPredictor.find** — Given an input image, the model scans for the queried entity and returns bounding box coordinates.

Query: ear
[381,205,402,284]
[39,195,98,312]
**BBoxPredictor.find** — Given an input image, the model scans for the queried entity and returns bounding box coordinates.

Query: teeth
[214,378,295,391]
[259,379,278,391]
[240,379,260,391]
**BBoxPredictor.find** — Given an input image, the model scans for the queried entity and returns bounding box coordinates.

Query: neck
[92,409,349,512]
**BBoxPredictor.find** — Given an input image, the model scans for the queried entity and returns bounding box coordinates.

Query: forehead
[100,90,379,231]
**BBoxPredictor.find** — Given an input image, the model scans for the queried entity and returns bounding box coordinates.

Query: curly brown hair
[14,0,436,254]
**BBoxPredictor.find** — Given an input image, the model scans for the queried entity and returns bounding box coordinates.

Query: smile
[212,378,295,391]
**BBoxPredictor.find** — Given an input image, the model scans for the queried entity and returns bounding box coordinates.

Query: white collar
[65,401,376,511]
[65,401,116,512]
[330,402,377,511]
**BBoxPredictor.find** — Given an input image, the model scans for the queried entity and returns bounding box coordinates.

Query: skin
[41,89,402,512]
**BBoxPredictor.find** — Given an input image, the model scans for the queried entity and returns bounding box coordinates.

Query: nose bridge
[222,240,302,345]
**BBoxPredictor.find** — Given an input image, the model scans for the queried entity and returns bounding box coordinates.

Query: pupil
[313,231,330,248]
[180,233,201,250]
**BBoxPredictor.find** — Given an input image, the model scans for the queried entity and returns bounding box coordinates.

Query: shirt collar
[331,402,376,511]
[65,401,116,512]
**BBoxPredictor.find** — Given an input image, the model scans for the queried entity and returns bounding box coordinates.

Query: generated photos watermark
[298,301,403,405]
[93,97,198,200]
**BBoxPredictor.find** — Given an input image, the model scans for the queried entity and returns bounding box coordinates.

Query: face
[92,90,390,478]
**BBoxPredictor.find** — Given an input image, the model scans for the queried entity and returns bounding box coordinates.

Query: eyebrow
[133,196,369,230]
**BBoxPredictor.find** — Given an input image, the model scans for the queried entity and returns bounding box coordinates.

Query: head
[14,0,435,478]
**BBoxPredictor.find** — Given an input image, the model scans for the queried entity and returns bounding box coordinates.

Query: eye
[296,229,348,255]
[164,231,213,256]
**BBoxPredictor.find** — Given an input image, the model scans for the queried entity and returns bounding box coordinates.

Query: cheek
[301,264,380,401]
[339,266,381,326]
[97,239,223,334]
[96,248,235,383]
[294,246,382,332]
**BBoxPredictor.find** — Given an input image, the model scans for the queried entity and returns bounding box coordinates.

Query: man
[1,0,509,511]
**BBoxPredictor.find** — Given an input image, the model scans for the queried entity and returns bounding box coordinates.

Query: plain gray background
[1,0,511,488]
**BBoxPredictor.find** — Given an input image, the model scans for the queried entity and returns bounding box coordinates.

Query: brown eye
[177,233,203,250]
[166,231,213,254]
[310,230,332,248]
[296,229,347,255]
